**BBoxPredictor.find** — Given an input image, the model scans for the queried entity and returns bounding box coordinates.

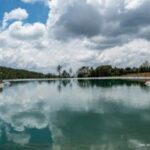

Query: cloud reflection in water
[0,79,150,149]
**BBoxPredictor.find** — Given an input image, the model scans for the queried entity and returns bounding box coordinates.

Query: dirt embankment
[124,72,150,77]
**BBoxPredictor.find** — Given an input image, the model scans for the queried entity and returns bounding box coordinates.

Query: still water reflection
[0,79,150,150]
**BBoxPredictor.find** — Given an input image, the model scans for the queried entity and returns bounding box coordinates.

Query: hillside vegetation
[0,66,52,79]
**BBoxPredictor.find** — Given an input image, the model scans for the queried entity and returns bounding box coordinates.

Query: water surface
[0,79,150,150]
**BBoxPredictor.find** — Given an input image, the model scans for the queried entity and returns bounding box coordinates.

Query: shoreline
[3,76,150,82]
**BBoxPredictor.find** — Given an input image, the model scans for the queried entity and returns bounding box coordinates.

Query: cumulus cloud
[8,21,46,41]
[2,8,28,29]
[96,39,150,67]
[49,0,150,47]
[0,0,150,72]
[52,0,102,40]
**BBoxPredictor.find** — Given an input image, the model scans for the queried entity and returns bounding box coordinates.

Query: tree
[141,60,150,68]
[95,65,112,77]
[62,70,70,78]
[69,68,72,77]
[77,66,91,77]
[140,60,150,72]
[57,65,62,77]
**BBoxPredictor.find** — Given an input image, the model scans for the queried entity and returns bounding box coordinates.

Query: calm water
[0,79,150,150]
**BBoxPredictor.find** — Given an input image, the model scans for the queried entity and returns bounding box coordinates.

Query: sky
[0,0,150,73]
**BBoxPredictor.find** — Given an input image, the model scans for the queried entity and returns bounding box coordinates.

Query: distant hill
[0,66,51,79]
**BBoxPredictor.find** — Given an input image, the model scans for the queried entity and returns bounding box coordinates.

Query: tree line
[77,61,150,77]
[0,61,150,79]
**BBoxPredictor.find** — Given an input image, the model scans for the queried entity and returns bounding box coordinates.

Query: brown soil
[124,72,150,77]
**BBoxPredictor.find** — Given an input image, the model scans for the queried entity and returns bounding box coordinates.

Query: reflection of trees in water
[57,80,72,93]
[140,84,150,91]
[7,79,149,92]
[10,80,57,87]
[77,79,147,89]
[0,88,3,93]
[9,80,73,93]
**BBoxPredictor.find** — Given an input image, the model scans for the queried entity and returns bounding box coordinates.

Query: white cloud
[2,8,28,29]
[8,21,46,41]
[7,132,30,146]
[125,0,146,9]
[97,39,150,67]
[0,0,150,72]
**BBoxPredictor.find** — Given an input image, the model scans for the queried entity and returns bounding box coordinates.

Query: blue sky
[0,0,49,24]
